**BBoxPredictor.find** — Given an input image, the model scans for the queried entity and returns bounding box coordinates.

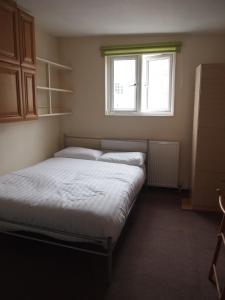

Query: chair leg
[209,237,222,282]
[221,288,225,300]
[210,190,225,299]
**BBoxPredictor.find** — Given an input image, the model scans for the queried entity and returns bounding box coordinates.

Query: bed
[0,136,147,281]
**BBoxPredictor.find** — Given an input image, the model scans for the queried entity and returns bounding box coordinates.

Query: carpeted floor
[0,188,223,300]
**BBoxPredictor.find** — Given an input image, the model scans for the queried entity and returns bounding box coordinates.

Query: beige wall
[2,31,225,186]
[0,27,61,176]
[59,33,225,188]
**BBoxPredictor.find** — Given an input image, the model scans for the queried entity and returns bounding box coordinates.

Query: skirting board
[192,204,219,212]
[181,198,192,210]
[182,198,219,212]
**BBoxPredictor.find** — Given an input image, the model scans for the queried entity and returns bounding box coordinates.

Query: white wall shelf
[39,112,71,117]
[37,86,74,93]
[36,57,73,116]
[36,57,72,71]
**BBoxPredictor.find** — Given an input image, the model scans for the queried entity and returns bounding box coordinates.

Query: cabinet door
[22,67,37,120]
[0,0,20,65]
[0,61,23,122]
[19,10,36,69]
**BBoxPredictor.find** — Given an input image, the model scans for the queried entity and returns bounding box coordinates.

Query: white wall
[59,33,225,188]
[0,26,61,176]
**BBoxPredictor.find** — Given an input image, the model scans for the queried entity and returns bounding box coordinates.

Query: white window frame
[105,52,176,117]
[110,55,138,112]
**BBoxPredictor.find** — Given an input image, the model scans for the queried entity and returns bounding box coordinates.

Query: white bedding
[0,158,145,243]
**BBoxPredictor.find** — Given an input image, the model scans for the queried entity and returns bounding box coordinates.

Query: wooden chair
[209,189,225,300]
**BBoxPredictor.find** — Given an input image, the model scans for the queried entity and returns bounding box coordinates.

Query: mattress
[0,158,145,243]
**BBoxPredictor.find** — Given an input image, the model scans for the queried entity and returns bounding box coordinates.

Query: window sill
[105,111,174,117]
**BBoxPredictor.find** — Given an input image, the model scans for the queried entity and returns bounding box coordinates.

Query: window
[105,52,175,116]
[111,56,137,111]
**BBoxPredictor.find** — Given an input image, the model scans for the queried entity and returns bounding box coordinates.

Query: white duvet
[0,158,145,243]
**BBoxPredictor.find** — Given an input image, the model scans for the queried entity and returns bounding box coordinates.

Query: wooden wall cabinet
[0,0,37,122]
[0,0,20,65]
[0,61,23,121]
[22,68,37,120]
[191,64,225,211]
[19,10,36,69]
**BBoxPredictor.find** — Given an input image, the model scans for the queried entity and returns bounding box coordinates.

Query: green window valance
[100,41,182,56]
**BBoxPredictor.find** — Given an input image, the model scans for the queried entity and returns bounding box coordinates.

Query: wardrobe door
[21,67,37,120]
[0,61,23,122]
[0,0,20,65]
[19,9,36,69]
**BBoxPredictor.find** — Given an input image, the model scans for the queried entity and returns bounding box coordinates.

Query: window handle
[128,83,137,87]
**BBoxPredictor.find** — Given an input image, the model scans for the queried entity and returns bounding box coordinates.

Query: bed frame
[0,136,148,283]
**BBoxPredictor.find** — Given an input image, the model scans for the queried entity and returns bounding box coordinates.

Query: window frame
[110,55,138,112]
[105,52,176,117]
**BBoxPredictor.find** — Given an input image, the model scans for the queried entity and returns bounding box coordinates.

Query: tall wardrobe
[191,63,225,211]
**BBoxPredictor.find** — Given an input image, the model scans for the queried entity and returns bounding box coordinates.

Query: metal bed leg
[107,252,112,283]
[107,237,113,284]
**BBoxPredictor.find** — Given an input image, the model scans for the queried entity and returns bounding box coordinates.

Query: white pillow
[54,147,103,160]
[97,152,145,167]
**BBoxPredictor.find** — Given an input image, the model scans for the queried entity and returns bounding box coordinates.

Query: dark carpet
[0,188,223,300]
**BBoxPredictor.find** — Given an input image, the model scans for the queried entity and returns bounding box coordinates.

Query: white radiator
[148,141,179,188]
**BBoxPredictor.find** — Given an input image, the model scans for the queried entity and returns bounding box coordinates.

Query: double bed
[0,136,147,281]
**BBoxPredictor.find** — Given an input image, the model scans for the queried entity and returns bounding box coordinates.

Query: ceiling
[17,0,225,37]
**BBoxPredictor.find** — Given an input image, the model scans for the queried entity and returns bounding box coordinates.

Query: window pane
[112,58,136,111]
[143,55,171,112]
